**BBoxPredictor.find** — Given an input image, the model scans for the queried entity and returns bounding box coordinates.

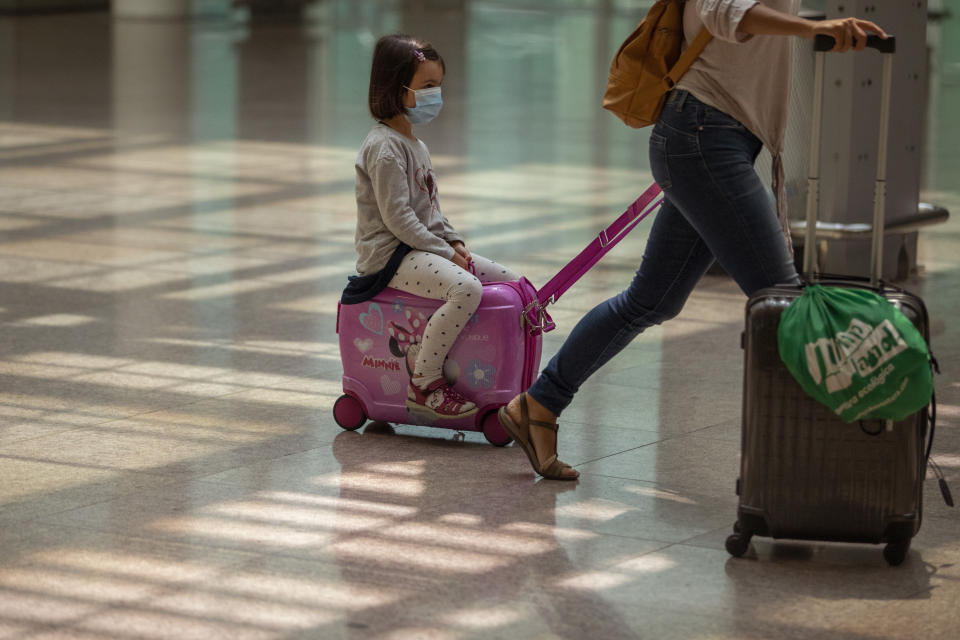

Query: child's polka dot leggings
[387,250,518,387]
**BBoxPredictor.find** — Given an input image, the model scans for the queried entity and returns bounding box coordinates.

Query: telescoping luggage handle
[804,34,896,287]
[522,183,664,333]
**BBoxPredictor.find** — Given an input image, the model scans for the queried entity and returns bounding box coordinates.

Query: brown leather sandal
[498,394,578,481]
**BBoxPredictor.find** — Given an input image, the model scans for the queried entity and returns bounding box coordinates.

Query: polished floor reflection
[1,4,959,640]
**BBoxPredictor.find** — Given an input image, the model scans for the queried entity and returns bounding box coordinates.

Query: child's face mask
[404,86,442,124]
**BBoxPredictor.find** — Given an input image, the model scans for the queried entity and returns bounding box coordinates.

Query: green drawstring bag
[777,285,933,423]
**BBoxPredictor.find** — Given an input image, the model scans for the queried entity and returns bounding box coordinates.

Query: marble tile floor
[1,8,959,640]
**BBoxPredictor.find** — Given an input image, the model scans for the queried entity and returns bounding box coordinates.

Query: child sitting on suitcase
[352,34,518,419]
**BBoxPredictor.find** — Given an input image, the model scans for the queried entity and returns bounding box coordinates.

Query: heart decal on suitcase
[353,338,373,353]
[359,303,384,335]
[380,375,402,396]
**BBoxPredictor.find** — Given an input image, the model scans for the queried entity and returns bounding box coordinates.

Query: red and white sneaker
[406,378,477,418]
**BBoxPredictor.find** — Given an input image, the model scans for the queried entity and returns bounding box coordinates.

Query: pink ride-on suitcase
[334,184,663,445]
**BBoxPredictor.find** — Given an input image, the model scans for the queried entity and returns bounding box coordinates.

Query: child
[352,34,518,419]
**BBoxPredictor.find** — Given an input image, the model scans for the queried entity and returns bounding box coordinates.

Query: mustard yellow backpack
[602,0,712,128]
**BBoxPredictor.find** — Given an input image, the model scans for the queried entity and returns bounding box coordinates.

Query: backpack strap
[663,27,713,90]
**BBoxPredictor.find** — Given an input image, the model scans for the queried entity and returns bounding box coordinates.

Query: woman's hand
[450,241,472,266]
[811,17,887,52]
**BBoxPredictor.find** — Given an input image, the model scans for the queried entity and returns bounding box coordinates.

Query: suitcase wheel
[333,394,367,431]
[725,532,752,558]
[481,410,513,447]
[883,540,911,567]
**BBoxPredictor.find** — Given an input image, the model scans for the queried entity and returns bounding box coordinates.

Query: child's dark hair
[368,34,445,121]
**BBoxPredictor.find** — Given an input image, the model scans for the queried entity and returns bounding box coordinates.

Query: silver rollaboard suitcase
[726,35,950,566]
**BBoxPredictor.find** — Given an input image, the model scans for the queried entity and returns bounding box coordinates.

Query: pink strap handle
[523,183,663,334]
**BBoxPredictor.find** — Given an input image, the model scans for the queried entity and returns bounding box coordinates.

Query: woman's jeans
[528,89,800,416]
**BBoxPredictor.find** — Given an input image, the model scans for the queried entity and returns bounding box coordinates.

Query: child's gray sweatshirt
[354,123,463,276]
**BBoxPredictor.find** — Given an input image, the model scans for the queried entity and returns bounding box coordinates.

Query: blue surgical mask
[404,86,442,124]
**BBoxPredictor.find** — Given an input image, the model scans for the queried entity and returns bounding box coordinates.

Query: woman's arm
[737,4,887,52]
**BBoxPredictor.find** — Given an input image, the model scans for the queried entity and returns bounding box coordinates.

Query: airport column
[113,0,190,19]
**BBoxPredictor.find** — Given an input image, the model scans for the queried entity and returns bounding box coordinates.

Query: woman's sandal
[498,393,578,481]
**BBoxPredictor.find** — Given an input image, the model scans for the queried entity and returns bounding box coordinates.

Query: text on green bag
[804,317,908,393]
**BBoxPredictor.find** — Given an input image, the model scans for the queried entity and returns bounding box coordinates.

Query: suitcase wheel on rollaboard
[333,394,367,431]
[481,410,513,447]
[883,539,911,566]
[725,521,752,558]
[725,533,752,557]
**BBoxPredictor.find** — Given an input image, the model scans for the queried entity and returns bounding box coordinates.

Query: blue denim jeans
[528,90,800,416]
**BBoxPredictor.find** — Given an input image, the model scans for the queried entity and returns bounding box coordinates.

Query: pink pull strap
[523,183,663,334]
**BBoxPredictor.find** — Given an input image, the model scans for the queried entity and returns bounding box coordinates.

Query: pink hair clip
[413,49,425,62]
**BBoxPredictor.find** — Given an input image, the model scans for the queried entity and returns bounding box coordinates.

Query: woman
[498,1,888,480]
